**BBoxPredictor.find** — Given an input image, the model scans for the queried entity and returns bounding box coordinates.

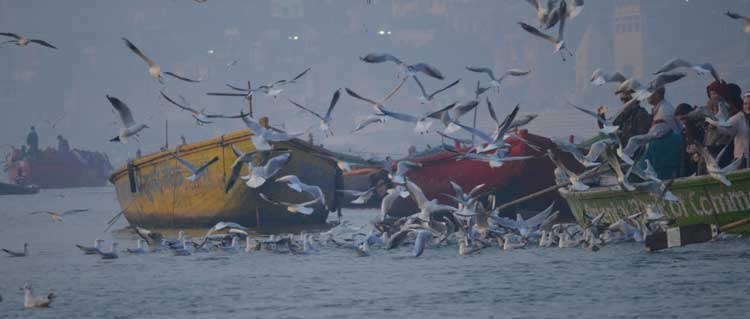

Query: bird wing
[503,68,532,78]
[449,100,479,120]
[425,102,458,121]
[241,115,266,135]
[160,91,199,114]
[556,0,567,42]
[29,39,57,49]
[324,89,341,120]
[411,75,429,99]
[567,102,599,119]
[226,84,250,92]
[122,37,156,67]
[568,0,584,18]
[650,72,686,90]
[287,67,311,83]
[195,156,220,175]
[206,92,248,97]
[336,189,366,196]
[726,11,750,21]
[106,95,135,127]
[405,180,428,209]
[0,32,21,39]
[468,184,485,197]
[411,63,445,80]
[287,99,324,120]
[466,66,497,81]
[376,105,418,123]
[396,161,422,176]
[449,181,464,198]
[381,77,408,103]
[345,88,380,106]
[360,53,402,64]
[453,121,494,144]
[493,104,521,143]
[164,72,200,83]
[519,22,558,45]
[653,58,692,75]
[262,153,291,177]
[61,208,90,216]
[171,153,197,172]
[428,78,460,100]
[487,98,500,125]
[525,202,555,229]
[352,115,385,132]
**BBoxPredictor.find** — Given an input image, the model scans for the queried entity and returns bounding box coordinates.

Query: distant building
[613,1,644,79]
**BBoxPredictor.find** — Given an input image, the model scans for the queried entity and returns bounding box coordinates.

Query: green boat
[560,169,750,234]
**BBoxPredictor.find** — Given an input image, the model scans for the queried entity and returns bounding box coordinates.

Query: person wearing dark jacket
[606,90,652,146]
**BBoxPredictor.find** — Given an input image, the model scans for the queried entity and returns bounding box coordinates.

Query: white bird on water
[126,239,147,254]
[2,242,28,257]
[465,66,530,92]
[259,193,319,215]
[0,32,57,49]
[75,239,104,255]
[22,283,55,309]
[170,153,220,182]
[275,175,326,204]
[97,242,119,260]
[122,37,199,83]
[106,95,149,143]
[287,89,341,137]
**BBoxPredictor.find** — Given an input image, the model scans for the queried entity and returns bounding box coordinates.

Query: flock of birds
[2,1,750,310]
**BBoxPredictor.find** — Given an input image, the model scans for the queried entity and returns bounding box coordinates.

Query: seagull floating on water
[97,242,119,260]
[126,239,147,254]
[22,283,55,309]
[75,239,104,255]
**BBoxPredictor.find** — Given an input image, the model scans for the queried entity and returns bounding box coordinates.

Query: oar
[644,218,750,252]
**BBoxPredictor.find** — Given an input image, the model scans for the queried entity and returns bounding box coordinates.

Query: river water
[1,187,749,318]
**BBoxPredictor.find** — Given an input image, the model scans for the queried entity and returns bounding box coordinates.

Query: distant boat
[4,148,112,189]
[0,182,39,195]
[109,129,342,229]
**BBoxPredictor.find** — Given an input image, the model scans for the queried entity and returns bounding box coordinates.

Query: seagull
[2,243,28,257]
[448,147,533,168]
[373,102,457,134]
[590,68,626,86]
[360,53,444,80]
[287,89,340,137]
[465,66,530,92]
[241,115,304,151]
[726,11,750,33]
[412,77,460,104]
[474,80,492,99]
[275,175,326,204]
[97,242,119,260]
[491,202,555,238]
[630,159,661,183]
[551,137,600,167]
[337,187,375,204]
[122,37,199,83]
[126,239,147,254]
[345,78,408,113]
[259,193,319,215]
[0,32,57,49]
[698,144,742,186]
[519,1,573,61]
[406,180,457,222]
[352,115,386,133]
[29,209,89,222]
[635,180,680,202]
[218,68,311,98]
[653,58,720,83]
[380,188,401,221]
[440,100,479,134]
[547,150,598,191]
[543,0,585,30]
[21,283,55,309]
[413,229,432,257]
[242,152,291,188]
[173,238,192,256]
[389,160,422,184]
[106,95,149,143]
[567,101,619,135]
[160,91,247,125]
[616,72,687,101]
[75,239,104,255]
[619,131,659,165]
[509,114,538,130]
[524,0,558,28]
[451,104,519,152]
[170,153,219,182]
[224,146,261,193]
[605,147,635,191]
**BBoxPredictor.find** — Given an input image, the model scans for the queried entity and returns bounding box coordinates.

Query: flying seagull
[170,154,219,181]
[160,91,247,125]
[519,0,573,61]
[360,53,445,80]
[287,89,340,137]
[615,72,687,101]
[275,175,326,204]
[465,66,530,92]
[590,68,626,86]
[242,153,291,188]
[698,144,742,186]
[352,115,386,133]
[2,243,28,257]
[345,77,408,113]
[217,68,311,98]
[412,77,460,104]
[0,32,57,49]
[106,95,149,143]
[726,11,750,33]
[567,101,619,135]
[652,58,720,83]
[122,37,199,83]
[373,102,457,134]
[337,187,375,204]
[260,193,319,215]
[241,115,305,151]
[225,146,261,193]
[29,209,90,222]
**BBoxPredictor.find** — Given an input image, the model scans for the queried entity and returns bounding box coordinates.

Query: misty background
[1,0,749,170]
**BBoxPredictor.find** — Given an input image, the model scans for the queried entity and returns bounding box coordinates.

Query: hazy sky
[1,0,749,168]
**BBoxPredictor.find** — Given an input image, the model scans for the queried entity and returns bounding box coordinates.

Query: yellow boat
[109,129,342,228]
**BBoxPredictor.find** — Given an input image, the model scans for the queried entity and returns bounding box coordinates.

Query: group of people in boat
[594,80,749,180]
[6,126,111,170]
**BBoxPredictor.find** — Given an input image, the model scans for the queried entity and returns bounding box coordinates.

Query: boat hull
[110,130,341,228]
[0,182,39,195]
[5,153,111,189]
[560,169,750,233]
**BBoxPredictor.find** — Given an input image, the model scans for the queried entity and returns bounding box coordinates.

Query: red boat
[343,130,580,218]
[4,147,112,189]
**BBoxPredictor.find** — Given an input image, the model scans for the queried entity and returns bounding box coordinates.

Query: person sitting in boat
[599,89,651,146]
[708,91,750,168]
[26,126,39,159]
[707,80,740,116]
[702,96,735,167]
[57,134,70,153]
[674,103,703,177]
